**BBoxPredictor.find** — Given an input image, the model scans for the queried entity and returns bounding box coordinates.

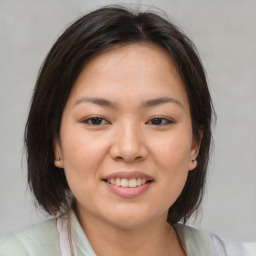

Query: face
[54,43,200,229]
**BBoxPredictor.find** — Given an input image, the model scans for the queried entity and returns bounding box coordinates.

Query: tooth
[108,177,149,187]
[129,178,137,188]
[121,178,128,187]
[136,178,142,186]
[115,178,121,186]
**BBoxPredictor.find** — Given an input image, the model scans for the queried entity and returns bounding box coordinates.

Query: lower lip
[103,181,153,198]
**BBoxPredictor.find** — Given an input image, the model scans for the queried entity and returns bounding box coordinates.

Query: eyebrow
[74,97,116,108]
[73,96,183,109]
[142,97,184,109]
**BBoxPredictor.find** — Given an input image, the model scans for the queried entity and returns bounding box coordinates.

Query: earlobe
[54,157,63,168]
[189,158,198,171]
[189,131,203,171]
[53,139,64,168]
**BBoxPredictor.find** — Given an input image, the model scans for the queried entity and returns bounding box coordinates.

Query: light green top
[0,211,250,256]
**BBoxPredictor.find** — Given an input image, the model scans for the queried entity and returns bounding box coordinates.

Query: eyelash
[82,116,109,126]
[146,117,174,126]
[82,116,174,126]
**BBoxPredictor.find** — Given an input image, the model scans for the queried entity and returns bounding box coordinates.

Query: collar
[57,210,212,256]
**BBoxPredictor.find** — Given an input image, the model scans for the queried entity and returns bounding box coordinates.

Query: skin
[54,43,200,256]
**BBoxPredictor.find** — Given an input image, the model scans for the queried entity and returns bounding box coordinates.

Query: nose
[109,121,148,162]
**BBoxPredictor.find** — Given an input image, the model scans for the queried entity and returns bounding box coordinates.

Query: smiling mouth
[103,178,153,188]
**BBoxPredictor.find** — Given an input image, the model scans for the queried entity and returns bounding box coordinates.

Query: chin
[106,216,152,230]
[100,206,164,230]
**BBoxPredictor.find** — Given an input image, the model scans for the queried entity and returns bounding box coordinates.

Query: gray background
[0,0,255,241]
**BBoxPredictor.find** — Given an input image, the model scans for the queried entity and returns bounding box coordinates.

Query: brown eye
[90,117,103,125]
[83,116,108,125]
[148,117,173,126]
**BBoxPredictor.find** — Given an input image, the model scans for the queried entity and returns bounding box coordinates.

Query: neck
[76,208,185,256]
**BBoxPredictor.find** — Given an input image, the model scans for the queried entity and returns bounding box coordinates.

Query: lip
[102,171,154,180]
[103,181,153,198]
[102,171,154,199]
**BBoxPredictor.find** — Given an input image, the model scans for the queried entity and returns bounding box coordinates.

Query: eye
[82,116,109,126]
[147,117,173,126]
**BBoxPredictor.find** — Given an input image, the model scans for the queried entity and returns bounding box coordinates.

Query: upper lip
[102,171,154,181]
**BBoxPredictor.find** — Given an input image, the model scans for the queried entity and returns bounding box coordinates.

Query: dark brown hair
[25,6,215,224]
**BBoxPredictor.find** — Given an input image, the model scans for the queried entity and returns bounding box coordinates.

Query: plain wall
[0,0,255,241]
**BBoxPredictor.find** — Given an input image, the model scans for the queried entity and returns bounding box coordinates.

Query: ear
[53,138,64,168]
[188,131,203,171]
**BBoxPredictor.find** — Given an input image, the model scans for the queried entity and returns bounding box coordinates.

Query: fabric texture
[57,211,79,256]
[0,210,251,256]
[0,218,61,256]
[207,233,250,256]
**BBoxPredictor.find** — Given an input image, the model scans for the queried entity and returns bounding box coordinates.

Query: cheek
[60,134,98,205]
[153,139,190,210]
[59,129,111,202]
[60,128,99,180]
[61,125,102,163]
[151,132,192,172]
[149,130,192,206]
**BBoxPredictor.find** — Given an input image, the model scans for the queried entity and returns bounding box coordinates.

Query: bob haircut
[25,6,215,224]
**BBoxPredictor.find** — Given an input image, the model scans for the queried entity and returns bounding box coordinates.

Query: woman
[0,6,249,256]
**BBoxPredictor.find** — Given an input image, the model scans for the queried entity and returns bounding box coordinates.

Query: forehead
[76,43,180,83]
[67,43,189,109]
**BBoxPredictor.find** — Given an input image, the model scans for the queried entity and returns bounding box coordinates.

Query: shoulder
[207,232,249,256]
[174,224,212,255]
[174,224,250,256]
[0,218,61,256]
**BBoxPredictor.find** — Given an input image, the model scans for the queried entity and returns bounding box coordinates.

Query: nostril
[109,135,148,161]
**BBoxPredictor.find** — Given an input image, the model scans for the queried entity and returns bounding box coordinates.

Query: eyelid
[80,115,174,126]
[146,116,175,125]
[81,115,110,125]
